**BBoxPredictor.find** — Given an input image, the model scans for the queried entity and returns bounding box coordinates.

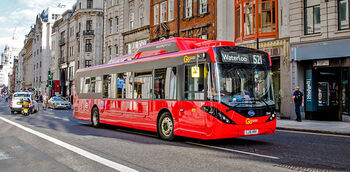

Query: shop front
[292,39,350,122]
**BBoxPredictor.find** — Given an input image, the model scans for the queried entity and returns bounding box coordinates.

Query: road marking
[277,129,350,138]
[186,142,280,160]
[0,116,138,172]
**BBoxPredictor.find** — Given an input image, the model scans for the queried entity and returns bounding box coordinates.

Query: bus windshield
[211,47,274,108]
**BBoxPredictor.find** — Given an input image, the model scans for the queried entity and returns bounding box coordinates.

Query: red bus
[73,38,276,140]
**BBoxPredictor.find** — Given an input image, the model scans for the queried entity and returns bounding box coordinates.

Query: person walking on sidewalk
[42,93,48,110]
[291,86,304,122]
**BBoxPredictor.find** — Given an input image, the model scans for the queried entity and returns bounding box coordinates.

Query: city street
[0,101,349,172]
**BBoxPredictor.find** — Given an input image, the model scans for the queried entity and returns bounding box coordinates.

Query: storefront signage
[305,69,317,111]
[314,60,329,67]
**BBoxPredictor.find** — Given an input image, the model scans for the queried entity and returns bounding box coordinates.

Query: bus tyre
[158,112,175,141]
[91,107,100,128]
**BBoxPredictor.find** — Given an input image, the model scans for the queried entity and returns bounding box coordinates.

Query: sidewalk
[277,119,350,136]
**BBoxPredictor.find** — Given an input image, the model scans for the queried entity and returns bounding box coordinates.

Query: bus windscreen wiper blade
[226,102,244,112]
[252,98,269,110]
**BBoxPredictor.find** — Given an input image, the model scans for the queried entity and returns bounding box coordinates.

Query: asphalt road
[0,100,349,172]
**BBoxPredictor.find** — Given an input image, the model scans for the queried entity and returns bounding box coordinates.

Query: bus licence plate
[244,129,258,135]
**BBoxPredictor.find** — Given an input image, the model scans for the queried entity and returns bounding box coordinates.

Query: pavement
[277,118,350,136]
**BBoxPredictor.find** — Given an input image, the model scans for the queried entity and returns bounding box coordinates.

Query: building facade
[51,0,104,98]
[32,4,70,96]
[289,0,350,122]
[229,0,291,119]
[23,29,35,91]
[104,0,125,62]
[150,0,216,42]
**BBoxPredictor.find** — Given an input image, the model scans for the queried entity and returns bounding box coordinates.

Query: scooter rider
[20,98,31,115]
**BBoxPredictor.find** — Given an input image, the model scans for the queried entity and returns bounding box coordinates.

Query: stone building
[31,4,70,96]
[103,0,125,62]
[51,0,104,98]
[289,0,350,122]
[21,29,35,91]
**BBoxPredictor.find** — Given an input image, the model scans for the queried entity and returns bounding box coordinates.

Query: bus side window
[134,71,152,99]
[117,73,126,98]
[185,64,205,100]
[126,72,133,99]
[154,67,177,100]
[80,77,84,93]
[103,75,111,98]
[84,77,90,93]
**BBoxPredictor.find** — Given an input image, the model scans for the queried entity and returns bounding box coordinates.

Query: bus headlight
[201,106,235,124]
[266,113,276,122]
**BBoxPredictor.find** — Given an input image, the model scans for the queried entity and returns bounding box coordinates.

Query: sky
[0,0,74,54]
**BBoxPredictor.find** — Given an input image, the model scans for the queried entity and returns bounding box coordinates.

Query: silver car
[10,92,39,114]
[48,97,72,109]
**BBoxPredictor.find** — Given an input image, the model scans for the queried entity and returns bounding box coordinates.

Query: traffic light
[48,73,53,80]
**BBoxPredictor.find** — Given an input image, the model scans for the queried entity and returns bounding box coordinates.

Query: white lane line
[277,129,350,138]
[186,142,280,160]
[0,116,138,172]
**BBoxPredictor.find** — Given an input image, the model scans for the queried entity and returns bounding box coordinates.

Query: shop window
[185,64,205,100]
[304,0,321,35]
[339,0,350,30]
[235,0,278,42]
[133,71,152,99]
[154,67,177,99]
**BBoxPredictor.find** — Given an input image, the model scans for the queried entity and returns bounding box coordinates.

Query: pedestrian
[291,86,304,122]
[5,95,8,102]
[42,93,48,110]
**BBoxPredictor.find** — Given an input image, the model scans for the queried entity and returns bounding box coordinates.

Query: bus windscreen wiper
[226,102,245,112]
[252,98,269,111]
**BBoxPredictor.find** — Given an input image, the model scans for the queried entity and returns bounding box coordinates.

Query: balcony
[59,40,65,46]
[83,30,94,36]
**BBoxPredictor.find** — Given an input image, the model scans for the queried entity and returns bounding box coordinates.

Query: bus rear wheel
[158,112,175,141]
[91,107,100,128]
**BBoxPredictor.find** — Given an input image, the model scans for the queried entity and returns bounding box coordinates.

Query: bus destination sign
[221,51,263,65]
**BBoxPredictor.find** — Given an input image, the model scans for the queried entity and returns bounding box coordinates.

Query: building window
[109,19,113,34]
[139,6,144,27]
[305,0,321,35]
[86,20,92,31]
[85,60,92,67]
[339,0,350,30]
[160,2,167,23]
[185,0,193,18]
[114,0,119,5]
[129,12,134,30]
[115,17,119,32]
[154,4,159,25]
[235,0,278,42]
[87,0,93,8]
[70,27,74,37]
[115,45,119,55]
[199,0,208,15]
[85,39,92,52]
[168,0,174,21]
[108,47,112,60]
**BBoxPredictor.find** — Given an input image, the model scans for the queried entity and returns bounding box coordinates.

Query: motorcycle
[21,99,31,116]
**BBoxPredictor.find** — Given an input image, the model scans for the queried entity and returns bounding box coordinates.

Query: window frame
[160,1,167,23]
[234,0,278,42]
[87,0,93,9]
[168,0,174,21]
[199,0,208,15]
[304,0,321,35]
[338,0,350,30]
[154,4,160,25]
[184,0,193,18]
[85,39,92,52]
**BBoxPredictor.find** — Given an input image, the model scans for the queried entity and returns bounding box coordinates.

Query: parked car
[10,92,39,114]
[48,97,72,109]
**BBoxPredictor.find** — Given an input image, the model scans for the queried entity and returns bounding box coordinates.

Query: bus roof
[78,38,235,73]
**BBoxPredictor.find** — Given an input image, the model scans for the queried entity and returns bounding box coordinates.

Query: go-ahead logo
[246,118,258,124]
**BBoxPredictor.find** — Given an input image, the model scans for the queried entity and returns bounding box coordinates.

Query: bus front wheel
[158,112,175,141]
[91,107,100,128]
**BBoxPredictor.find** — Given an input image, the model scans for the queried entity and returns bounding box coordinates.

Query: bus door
[179,64,207,134]
[130,71,153,118]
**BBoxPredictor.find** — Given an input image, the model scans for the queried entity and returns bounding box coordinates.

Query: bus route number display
[221,52,263,65]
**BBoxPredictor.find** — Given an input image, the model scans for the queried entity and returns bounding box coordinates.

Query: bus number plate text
[244,129,259,135]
